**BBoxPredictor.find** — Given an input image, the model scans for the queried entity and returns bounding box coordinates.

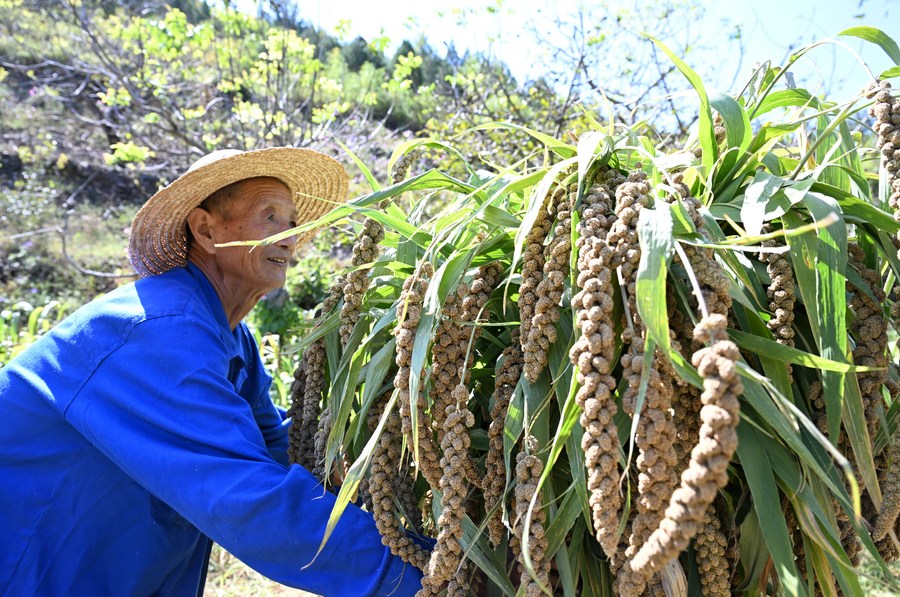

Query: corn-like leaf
[468,121,576,158]
[729,330,879,373]
[312,389,399,562]
[838,26,900,65]
[737,423,806,596]
[635,206,673,355]
[645,34,716,173]
[337,138,381,192]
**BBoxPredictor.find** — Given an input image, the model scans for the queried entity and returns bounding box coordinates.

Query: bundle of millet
[418,384,475,594]
[568,173,623,561]
[874,439,900,542]
[617,314,742,596]
[286,357,308,466]
[867,80,900,248]
[444,560,475,597]
[864,83,900,555]
[453,262,504,487]
[524,183,575,381]
[607,169,651,322]
[520,184,565,379]
[512,436,551,597]
[394,264,444,488]
[484,338,524,546]
[668,185,733,480]
[300,280,343,478]
[369,391,431,570]
[431,284,468,438]
[694,506,731,597]
[848,245,889,442]
[678,194,732,327]
[391,149,421,183]
[620,337,679,563]
[760,226,796,378]
[432,263,503,466]
[339,212,386,347]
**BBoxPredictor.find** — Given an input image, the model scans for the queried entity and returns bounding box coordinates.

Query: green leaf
[810,182,898,232]
[740,170,783,237]
[737,423,806,596]
[467,121,576,158]
[881,65,900,79]
[636,206,673,355]
[710,92,752,181]
[728,330,878,373]
[838,26,900,65]
[461,516,516,595]
[337,138,381,192]
[480,205,521,228]
[645,34,716,173]
[754,88,822,118]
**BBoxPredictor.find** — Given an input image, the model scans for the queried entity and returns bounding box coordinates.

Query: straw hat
[128,147,348,277]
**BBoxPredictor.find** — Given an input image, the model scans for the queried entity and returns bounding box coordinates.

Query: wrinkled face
[208,178,298,298]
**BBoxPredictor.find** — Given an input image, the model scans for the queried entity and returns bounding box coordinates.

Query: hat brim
[128,147,348,277]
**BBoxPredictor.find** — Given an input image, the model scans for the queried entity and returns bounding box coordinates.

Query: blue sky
[261,0,899,99]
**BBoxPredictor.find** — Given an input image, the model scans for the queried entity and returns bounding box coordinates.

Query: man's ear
[186,207,217,254]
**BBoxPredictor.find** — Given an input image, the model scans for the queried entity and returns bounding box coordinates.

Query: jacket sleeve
[236,324,292,468]
[63,314,423,597]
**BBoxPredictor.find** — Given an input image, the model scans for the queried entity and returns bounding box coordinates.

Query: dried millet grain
[568,173,623,561]
[617,314,741,596]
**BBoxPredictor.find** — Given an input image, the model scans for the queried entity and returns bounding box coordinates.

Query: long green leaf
[636,206,673,355]
[737,423,805,596]
[729,330,878,373]
[645,34,716,173]
[838,26,900,65]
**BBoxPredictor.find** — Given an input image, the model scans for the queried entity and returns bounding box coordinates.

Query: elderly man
[0,148,424,596]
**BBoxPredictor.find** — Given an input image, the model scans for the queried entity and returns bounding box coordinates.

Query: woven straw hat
[128,147,348,277]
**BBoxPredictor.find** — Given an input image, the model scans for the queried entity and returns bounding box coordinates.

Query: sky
[241,0,900,102]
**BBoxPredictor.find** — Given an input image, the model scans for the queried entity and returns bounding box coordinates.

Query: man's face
[209,178,298,299]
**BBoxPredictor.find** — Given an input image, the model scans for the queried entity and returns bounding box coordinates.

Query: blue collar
[183,262,241,353]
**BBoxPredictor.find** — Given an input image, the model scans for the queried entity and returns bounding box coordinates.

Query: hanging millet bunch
[286,279,343,475]
[873,439,900,542]
[867,80,900,247]
[617,314,742,597]
[620,336,679,566]
[394,264,444,488]
[369,392,430,570]
[391,149,421,184]
[521,183,565,381]
[568,172,623,561]
[432,263,503,462]
[760,224,796,380]
[286,357,307,466]
[607,169,651,321]
[485,337,524,547]
[694,506,731,597]
[454,262,504,487]
[419,384,476,594]
[339,210,387,348]
[848,244,889,442]
[431,284,468,438]
[512,436,551,597]
[524,183,575,381]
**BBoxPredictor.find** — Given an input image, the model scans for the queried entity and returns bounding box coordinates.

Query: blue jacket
[0,264,422,596]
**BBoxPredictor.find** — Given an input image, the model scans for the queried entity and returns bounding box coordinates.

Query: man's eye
[268,214,276,222]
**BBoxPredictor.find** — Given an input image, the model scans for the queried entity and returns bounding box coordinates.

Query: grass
[204,544,318,597]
